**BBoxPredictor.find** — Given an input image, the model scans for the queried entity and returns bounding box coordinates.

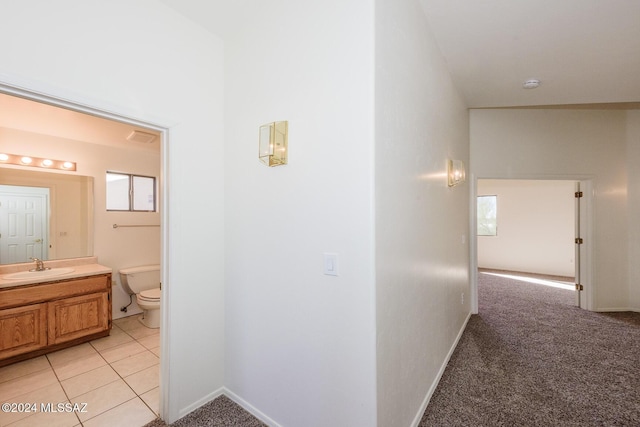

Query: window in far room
[477,195,497,236]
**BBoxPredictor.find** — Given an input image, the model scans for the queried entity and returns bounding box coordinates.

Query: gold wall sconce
[259,121,288,167]
[0,152,76,171]
[447,159,465,187]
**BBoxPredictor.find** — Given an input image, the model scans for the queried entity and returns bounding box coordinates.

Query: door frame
[0,81,171,419]
[470,173,595,313]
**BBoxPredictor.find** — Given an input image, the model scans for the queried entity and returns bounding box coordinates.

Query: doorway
[0,83,169,421]
[472,178,593,312]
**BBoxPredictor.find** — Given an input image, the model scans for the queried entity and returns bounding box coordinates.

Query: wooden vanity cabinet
[0,273,112,366]
[48,291,110,345]
[0,303,48,360]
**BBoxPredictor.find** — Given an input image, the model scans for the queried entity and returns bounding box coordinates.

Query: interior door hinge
[575,191,583,198]
[575,283,584,291]
[575,238,584,244]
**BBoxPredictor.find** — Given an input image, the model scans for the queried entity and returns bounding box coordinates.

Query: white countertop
[0,260,112,289]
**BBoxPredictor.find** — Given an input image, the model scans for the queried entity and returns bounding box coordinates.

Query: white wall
[223,1,377,426]
[627,110,640,310]
[477,179,575,277]
[375,1,470,426]
[0,127,161,320]
[471,109,629,310]
[0,0,225,422]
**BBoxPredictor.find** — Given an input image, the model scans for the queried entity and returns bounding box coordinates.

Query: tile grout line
[39,323,129,426]
[2,315,159,427]
[10,316,159,426]
[46,353,84,427]
[98,317,161,420]
[85,318,159,423]
[117,320,161,420]
[105,329,154,408]
[82,316,160,425]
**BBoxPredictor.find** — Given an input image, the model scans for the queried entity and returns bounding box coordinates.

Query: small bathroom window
[106,171,156,212]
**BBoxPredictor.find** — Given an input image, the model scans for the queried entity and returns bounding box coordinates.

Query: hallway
[420,271,640,426]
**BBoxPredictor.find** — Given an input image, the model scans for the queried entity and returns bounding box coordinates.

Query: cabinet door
[48,292,109,345]
[0,303,47,359]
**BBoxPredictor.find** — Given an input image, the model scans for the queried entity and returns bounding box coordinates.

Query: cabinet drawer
[0,275,110,310]
[0,303,48,359]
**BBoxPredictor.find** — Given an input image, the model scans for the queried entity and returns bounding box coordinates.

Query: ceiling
[3,0,638,146]
[160,0,640,109]
[419,0,640,108]
[0,93,161,152]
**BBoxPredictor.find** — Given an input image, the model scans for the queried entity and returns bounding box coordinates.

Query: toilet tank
[119,265,160,295]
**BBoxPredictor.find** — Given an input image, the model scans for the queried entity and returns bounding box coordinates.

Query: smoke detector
[127,130,157,144]
[523,79,541,89]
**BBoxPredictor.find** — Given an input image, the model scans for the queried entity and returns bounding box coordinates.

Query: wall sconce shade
[0,152,77,171]
[259,121,288,167]
[448,159,466,187]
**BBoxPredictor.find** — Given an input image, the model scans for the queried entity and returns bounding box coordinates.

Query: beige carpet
[420,271,640,426]
[145,271,640,426]
[144,395,265,427]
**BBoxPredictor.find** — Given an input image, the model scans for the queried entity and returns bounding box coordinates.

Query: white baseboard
[594,307,640,313]
[224,388,282,427]
[177,387,225,419]
[410,311,472,427]
[172,305,636,426]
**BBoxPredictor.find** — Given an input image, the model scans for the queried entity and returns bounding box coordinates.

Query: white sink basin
[3,267,75,280]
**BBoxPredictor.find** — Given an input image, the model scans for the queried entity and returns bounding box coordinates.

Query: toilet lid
[139,288,161,301]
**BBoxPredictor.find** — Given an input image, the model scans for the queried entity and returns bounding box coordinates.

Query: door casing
[470,174,594,313]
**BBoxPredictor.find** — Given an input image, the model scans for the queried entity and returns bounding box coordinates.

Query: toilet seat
[138,288,161,301]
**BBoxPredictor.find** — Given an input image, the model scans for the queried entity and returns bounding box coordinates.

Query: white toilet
[119,265,161,329]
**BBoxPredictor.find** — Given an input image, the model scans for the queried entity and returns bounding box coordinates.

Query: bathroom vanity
[0,259,112,367]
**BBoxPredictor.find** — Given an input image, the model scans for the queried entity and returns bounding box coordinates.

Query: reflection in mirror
[0,167,93,265]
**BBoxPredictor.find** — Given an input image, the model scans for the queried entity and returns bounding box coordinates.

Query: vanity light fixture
[0,152,77,171]
[523,79,541,89]
[447,159,466,187]
[259,121,288,167]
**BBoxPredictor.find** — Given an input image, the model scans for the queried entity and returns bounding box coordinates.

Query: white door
[0,185,49,264]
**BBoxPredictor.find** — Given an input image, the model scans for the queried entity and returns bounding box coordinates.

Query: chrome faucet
[29,257,47,272]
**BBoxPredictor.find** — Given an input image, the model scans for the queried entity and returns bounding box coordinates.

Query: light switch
[323,253,339,276]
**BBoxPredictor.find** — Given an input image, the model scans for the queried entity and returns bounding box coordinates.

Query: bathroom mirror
[0,167,93,265]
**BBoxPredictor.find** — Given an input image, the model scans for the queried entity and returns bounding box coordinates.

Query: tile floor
[0,314,160,427]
